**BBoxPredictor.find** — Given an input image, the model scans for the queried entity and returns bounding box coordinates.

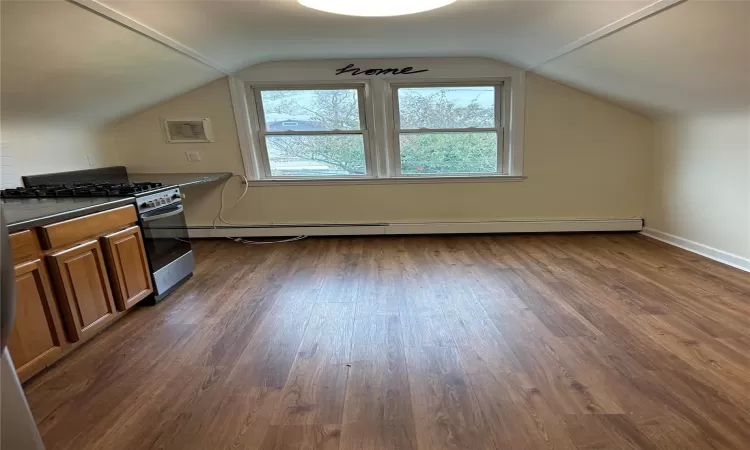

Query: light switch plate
[185,151,202,162]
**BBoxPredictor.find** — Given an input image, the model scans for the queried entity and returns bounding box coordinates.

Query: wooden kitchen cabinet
[7,205,149,381]
[47,240,118,342]
[102,225,153,311]
[6,258,67,382]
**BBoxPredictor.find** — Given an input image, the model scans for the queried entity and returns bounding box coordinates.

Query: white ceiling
[99,0,651,72]
[0,0,223,125]
[536,0,750,115]
[1,0,748,126]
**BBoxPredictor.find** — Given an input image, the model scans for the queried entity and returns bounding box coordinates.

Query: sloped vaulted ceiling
[536,0,750,115]
[0,0,223,126]
[1,0,748,125]
[97,0,652,72]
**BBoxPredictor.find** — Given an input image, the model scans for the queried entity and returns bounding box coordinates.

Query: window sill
[243,175,526,187]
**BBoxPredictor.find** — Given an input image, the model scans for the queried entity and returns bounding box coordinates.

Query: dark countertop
[3,197,136,233]
[128,172,232,189]
[2,172,230,233]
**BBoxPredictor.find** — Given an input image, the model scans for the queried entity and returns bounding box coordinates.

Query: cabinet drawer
[39,205,138,249]
[9,230,40,264]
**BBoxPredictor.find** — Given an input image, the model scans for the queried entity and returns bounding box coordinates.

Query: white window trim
[241,175,526,187]
[389,80,506,177]
[230,69,525,185]
[249,83,376,180]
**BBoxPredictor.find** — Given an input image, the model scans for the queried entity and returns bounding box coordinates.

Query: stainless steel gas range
[136,187,194,302]
[3,166,195,303]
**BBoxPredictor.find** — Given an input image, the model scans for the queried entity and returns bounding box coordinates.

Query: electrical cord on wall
[213,174,307,245]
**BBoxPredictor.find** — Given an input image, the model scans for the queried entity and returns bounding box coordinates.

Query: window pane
[397,86,495,129]
[266,134,367,177]
[399,132,498,175]
[261,89,361,131]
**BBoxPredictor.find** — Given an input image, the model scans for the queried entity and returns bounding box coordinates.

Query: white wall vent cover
[162,118,214,143]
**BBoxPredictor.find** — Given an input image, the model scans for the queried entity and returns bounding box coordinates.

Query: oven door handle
[141,205,184,222]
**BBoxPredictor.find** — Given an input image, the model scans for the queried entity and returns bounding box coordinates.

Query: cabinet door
[7,259,67,382]
[102,226,153,311]
[47,240,117,342]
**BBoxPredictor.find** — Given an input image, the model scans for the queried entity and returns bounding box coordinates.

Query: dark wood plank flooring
[23,233,750,449]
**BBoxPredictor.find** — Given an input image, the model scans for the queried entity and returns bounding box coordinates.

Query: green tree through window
[260,87,497,176]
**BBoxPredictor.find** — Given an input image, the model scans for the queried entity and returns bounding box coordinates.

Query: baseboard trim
[640,227,750,273]
[187,218,643,238]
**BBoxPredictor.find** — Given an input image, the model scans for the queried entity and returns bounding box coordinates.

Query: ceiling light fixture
[298,0,457,17]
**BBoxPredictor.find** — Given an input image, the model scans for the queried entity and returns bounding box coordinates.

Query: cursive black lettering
[398,66,429,75]
[335,64,360,76]
[374,68,400,75]
[335,64,429,76]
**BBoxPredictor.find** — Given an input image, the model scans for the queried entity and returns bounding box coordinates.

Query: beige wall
[647,113,750,259]
[0,0,223,126]
[0,0,219,189]
[111,73,652,226]
[110,78,244,175]
[0,121,118,188]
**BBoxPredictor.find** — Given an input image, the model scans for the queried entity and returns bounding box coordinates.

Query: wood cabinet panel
[9,230,40,264]
[39,205,137,249]
[7,259,67,382]
[102,226,153,310]
[47,240,117,342]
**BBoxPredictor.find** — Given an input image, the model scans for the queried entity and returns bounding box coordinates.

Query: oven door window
[140,203,191,272]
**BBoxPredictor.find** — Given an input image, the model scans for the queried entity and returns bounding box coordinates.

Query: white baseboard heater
[187,218,643,238]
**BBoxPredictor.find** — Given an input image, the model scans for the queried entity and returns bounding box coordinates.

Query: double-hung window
[392,84,503,176]
[254,86,372,178]
[244,78,520,181]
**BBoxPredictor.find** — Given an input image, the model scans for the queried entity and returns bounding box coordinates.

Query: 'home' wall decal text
[335,64,429,76]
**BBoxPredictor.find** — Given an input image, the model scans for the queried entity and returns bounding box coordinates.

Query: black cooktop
[0,182,164,198]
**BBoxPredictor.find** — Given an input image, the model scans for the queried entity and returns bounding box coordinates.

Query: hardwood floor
[23,233,750,449]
